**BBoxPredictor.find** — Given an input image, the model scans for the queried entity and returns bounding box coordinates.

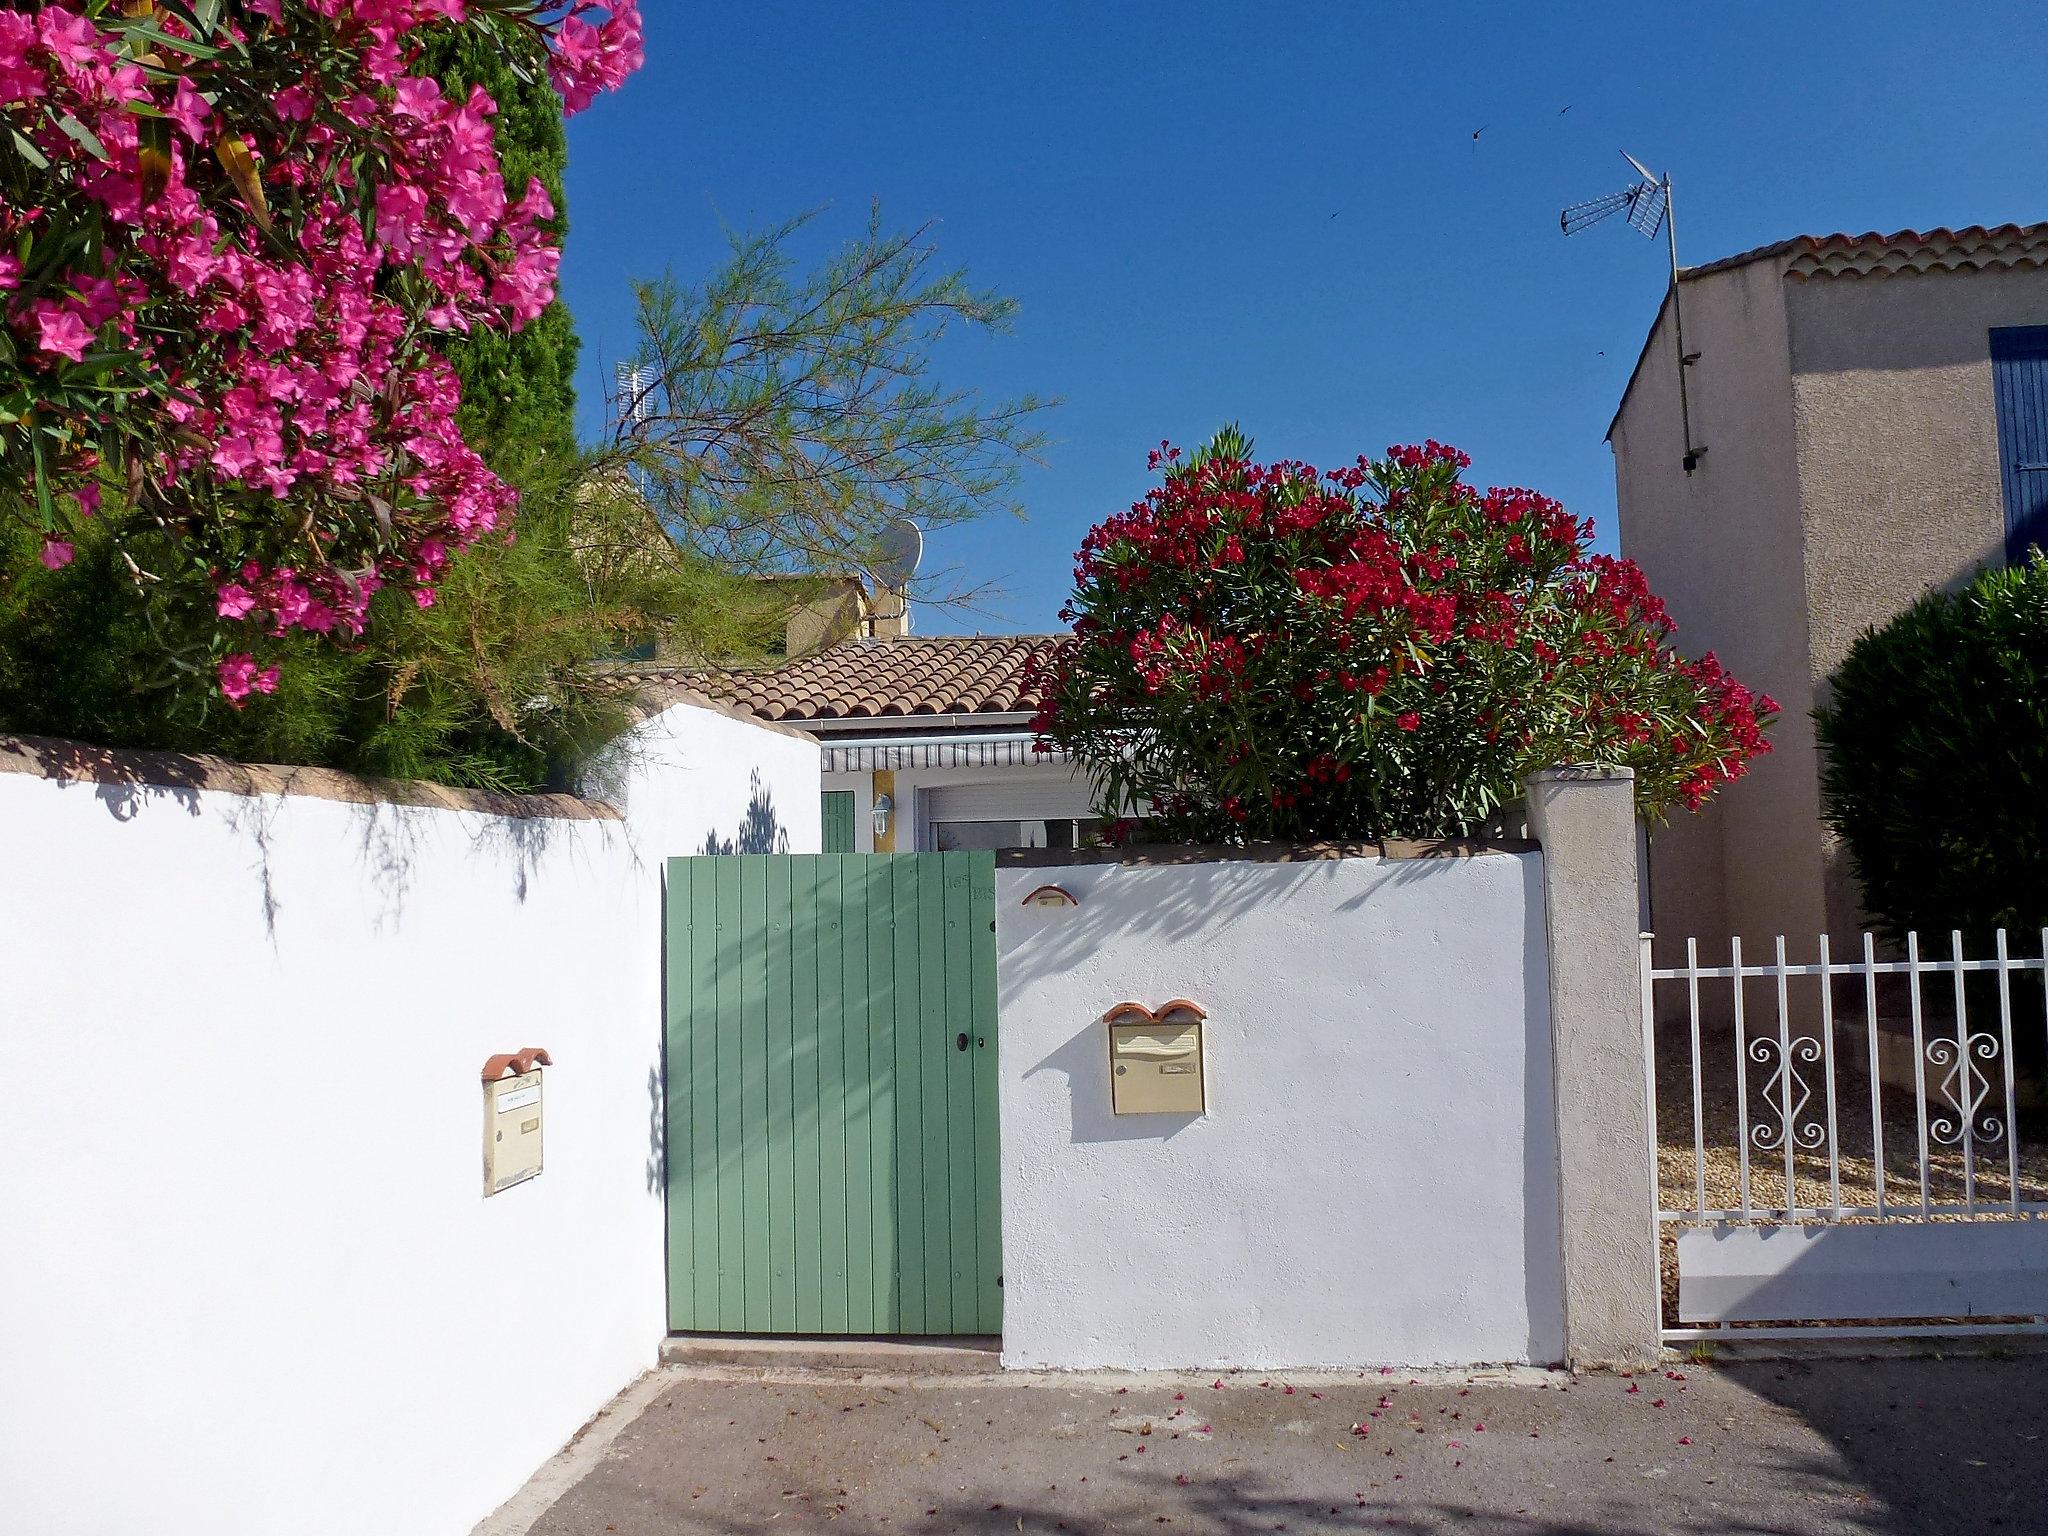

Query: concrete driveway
[505,1355,2048,1535]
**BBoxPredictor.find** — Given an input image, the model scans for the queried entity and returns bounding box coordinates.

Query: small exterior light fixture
[871,793,894,842]
[1021,884,1079,909]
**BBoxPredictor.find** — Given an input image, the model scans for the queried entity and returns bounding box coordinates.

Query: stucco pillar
[1525,766,1661,1369]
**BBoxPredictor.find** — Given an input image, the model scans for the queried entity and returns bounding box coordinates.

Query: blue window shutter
[1990,326,2048,562]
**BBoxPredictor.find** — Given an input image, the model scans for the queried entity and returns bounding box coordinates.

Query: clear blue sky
[560,0,2048,634]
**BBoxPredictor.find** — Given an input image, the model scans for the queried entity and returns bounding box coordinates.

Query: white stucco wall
[994,852,1562,1370]
[586,693,822,862]
[0,699,819,1536]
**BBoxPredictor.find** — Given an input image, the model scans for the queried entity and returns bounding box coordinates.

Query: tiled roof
[1607,221,2048,442]
[1681,222,2048,282]
[647,635,1064,725]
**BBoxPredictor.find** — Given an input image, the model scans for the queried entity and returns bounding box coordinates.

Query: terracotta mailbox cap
[482,1047,553,1082]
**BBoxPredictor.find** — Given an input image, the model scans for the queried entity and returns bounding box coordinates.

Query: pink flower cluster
[549,0,646,114]
[0,1,643,700]
[217,653,282,707]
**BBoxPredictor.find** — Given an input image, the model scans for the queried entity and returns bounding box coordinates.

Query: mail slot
[1106,1001,1206,1115]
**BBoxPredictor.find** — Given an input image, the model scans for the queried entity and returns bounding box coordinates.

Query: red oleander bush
[1030,427,1777,843]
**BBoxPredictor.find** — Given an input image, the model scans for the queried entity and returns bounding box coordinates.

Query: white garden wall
[0,697,819,1536]
[995,850,1564,1371]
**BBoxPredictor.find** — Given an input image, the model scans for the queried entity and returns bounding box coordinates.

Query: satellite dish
[868,518,924,590]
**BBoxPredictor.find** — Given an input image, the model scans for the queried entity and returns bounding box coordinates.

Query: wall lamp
[871,793,894,842]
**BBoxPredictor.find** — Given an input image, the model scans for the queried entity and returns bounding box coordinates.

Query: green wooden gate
[663,853,1001,1335]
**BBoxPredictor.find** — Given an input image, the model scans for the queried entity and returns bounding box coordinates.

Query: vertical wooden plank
[841,858,877,1332]
[891,856,929,1333]
[662,860,692,1330]
[816,857,851,1332]
[738,858,772,1332]
[942,853,980,1329]
[763,856,797,1330]
[791,856,824,1333]
[688,859,720,1330]
[821,791,857,854]
[968,852,1003,1333]
[865,856,900,1332]
[711,857,746,1331]
[918,855,955,1331]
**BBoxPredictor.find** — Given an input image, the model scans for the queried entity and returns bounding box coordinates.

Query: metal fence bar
[1951,930,1977,1214]
[1997,928,2019,1215]
[1645,930,2048,1241]
[1908,931,1931,1219]
[1662,1322,2048,1343]
[1818,933,1841,1219]
[1775,936,1796,1214]
[1865,932,1887,1220]
[1654,959,2044,979]
[1732,935,1752,1221]
[1686,936,1706,1217]
[1659,1199,2048,1221]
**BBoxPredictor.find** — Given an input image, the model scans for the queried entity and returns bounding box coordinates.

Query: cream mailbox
[482,1047,551,1195]
[1105,1001,1206,1115]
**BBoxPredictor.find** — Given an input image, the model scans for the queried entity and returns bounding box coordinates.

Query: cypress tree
[417,32,582,470]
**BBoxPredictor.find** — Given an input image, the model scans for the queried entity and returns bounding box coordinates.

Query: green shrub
[1815,554,2048,948]
[415,26,582,471]
[0,461,783,793]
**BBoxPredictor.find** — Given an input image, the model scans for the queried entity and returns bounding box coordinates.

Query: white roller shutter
[922,780,1097,824]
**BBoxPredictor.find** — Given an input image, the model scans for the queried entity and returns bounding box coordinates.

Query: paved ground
[523,1357,2048,1535]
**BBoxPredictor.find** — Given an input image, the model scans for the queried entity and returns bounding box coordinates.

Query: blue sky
[560,1,2048,634]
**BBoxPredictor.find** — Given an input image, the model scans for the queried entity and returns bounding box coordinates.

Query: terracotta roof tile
[1608,221,2048,441]
[1681,222,2048,282]
[633,635,1065,725]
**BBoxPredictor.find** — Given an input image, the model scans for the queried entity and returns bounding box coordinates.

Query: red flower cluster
[1032,428,1778,843]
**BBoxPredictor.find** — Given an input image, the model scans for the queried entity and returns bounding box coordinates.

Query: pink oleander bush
[0,1,642,701]
[1029,427,1779,843]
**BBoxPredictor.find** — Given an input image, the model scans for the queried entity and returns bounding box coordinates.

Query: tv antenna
[613,362,653,428]
[1563,152,1705,473]
[863,517,923,636]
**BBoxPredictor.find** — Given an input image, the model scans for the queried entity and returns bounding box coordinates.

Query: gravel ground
[1654,1026,2048,1218]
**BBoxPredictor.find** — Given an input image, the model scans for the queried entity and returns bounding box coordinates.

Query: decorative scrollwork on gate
[1747,1035,1828,1153]
[1926,1033,2005,1146]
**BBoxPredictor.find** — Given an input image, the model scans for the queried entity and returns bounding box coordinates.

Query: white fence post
[1526,765,1662,1368]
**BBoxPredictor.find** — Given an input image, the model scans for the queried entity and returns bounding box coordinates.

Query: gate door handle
[956,1032,969,1052]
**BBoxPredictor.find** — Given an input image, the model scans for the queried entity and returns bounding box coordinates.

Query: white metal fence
[1644,929,2048,1341]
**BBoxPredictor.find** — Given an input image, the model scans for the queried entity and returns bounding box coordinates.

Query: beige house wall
[1784,266,2048,934]
[1611,260,1823,965]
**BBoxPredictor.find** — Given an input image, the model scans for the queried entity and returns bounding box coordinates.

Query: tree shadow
[580,1463,1849,1536]
[2,730,623,942]
[2,732,205,821]
[1722,1354,2048,1534]
[699,771,789,856]
[644,1062,666,1197]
